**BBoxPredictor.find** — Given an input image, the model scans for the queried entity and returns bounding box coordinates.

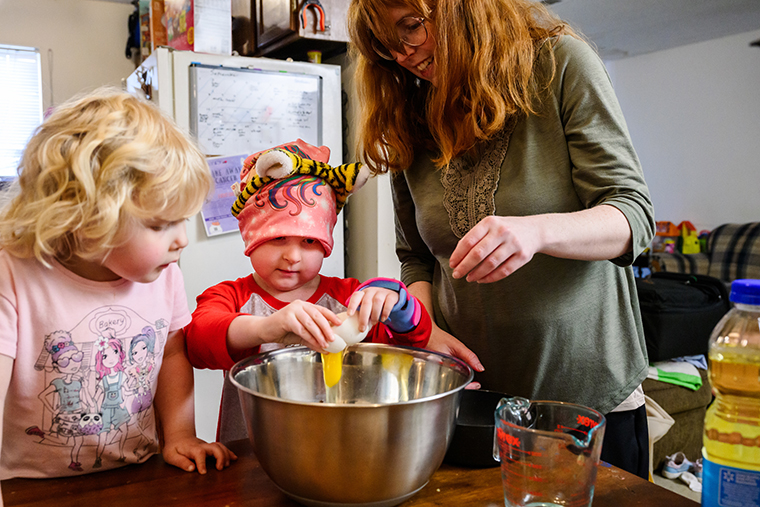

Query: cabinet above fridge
[233,0,351,61]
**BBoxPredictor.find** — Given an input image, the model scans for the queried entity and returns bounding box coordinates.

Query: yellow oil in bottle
[703,348,760,470]
[702,279,760,507]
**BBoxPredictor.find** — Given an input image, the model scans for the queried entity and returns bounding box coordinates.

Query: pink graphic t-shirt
[0,250,191,479]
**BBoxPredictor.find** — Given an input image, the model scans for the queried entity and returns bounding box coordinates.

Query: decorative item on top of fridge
[165,0,231,55]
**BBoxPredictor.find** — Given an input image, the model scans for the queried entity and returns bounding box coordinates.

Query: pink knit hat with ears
[237,175,338,257]
[235,140,336,258]
[234,139,369,258]
[239,139,330,184]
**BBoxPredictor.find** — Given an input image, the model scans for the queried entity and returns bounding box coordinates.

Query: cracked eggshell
[333,312,370,345]
[323,335,348,354]
[323,312,370,353]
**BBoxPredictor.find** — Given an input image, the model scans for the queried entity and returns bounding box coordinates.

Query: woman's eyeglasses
[371,16,428,60]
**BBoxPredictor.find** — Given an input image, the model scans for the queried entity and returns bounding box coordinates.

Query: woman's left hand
[450,215,540,284]
[451,206,634,283]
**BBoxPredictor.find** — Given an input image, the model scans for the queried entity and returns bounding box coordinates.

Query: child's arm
[347,278,431,348]
[185,281,251,370]
[0,353,13,507]
[227,300,343,355]
[186,280,342,369]
[344,285,400,332]
[153,329,237,474]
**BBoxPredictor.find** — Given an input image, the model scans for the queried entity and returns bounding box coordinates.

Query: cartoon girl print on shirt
[24,306,169,473]
[92,329,130,468]
[127,327,157,459]
[25,331,96,472]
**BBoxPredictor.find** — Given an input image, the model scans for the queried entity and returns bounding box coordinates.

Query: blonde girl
[0,89,236,497]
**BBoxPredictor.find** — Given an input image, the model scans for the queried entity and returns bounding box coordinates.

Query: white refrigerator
[126,47,345,441]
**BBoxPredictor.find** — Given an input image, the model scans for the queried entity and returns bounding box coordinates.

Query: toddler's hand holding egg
[323,312,370,353]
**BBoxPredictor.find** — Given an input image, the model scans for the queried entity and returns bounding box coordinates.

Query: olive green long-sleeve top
[393,36,655,414]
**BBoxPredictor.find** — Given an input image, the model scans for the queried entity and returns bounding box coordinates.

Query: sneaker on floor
[693,458,703,482]
[662,452,694,479]
[679,471,702,493]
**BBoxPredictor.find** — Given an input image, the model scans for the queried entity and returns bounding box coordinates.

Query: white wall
[345,173,400,280]
[334,52,401,281]
[0,0,136,110]
[606,29,760,232]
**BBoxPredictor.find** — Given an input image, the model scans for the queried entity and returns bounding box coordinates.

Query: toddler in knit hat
[184,140,433,442]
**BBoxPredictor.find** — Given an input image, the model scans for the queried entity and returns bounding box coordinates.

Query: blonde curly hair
[347,0,579,173]
[0,87,212,266]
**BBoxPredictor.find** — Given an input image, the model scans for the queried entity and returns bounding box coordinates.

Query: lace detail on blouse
[441,116,518,238]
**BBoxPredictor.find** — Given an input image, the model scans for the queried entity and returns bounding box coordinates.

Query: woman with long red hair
[348,0,655,478]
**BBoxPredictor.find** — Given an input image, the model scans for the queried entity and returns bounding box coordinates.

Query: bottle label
[703,457,760,507]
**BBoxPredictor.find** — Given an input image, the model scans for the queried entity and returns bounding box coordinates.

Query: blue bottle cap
[729,279,760,305]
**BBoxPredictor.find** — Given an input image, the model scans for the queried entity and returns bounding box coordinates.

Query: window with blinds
[0,45,43,180]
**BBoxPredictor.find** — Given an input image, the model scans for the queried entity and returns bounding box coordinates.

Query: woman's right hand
[425,324,485,374]
[426,325,483,389]
[406,280,484,387]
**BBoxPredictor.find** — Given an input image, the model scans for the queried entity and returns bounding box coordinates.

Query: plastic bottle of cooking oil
[702,279,760,507]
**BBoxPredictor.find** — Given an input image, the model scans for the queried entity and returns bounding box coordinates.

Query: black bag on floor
[635,272,731,362]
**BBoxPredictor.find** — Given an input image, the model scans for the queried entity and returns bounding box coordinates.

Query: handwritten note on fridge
[200,153,247,237]
[190,64,322,156]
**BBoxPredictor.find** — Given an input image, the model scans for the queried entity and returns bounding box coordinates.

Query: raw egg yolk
[321,350,344,388]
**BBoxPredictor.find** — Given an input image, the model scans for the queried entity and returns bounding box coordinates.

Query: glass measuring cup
[492,396,606,507]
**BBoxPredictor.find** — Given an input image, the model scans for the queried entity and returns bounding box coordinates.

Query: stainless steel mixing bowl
[229,343,474,507]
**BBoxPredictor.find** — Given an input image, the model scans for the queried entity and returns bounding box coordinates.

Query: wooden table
[2,439,698,506]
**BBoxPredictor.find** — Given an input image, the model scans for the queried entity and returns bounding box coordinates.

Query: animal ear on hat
[232,149,370,217]
[257,149,369,212]
[255,149,295,179]
[238,139,330,184]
